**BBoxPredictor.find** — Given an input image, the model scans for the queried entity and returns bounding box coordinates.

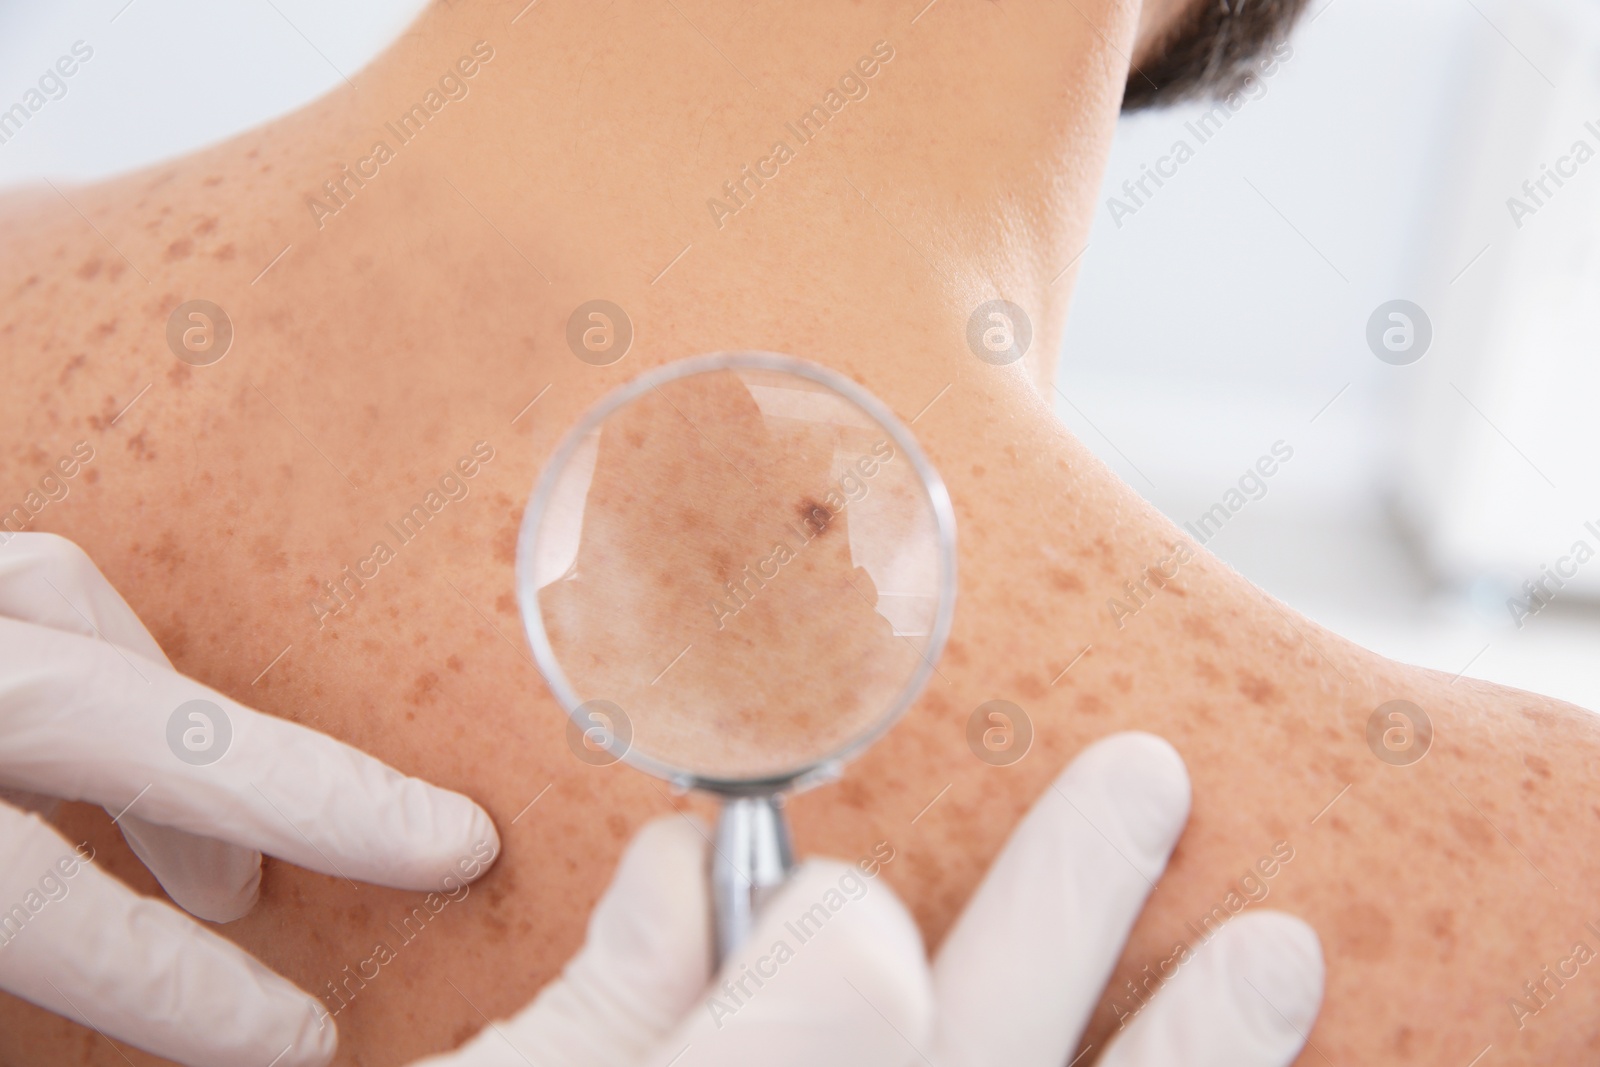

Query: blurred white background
[1063,0,1600,710]
[4,0,1598,707]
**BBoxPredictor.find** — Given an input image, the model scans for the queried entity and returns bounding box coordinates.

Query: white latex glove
[411,732,1323,1067]
[0,533,501,1067]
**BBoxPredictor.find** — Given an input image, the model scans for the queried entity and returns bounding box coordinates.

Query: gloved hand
[410,732,1323,1066]
[0,533,500,1067]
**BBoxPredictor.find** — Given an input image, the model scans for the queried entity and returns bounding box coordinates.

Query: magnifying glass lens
[525,363,948,782]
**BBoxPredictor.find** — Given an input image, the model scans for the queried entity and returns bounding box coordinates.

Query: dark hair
[1123,0,1311,111]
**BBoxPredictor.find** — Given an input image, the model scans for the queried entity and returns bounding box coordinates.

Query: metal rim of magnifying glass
[515,350,958,797]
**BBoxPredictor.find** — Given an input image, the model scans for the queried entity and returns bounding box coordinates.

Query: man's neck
[224,0,1139,399]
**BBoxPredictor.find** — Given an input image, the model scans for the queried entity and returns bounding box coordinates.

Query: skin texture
[2,1,1599,1063]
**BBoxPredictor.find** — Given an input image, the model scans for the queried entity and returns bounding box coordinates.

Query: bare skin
[2,1,1598,1064]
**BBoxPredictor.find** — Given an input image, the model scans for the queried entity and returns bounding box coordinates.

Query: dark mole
[798,497,832,534]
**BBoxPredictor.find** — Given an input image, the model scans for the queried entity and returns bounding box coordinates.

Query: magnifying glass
[515,351,956,962]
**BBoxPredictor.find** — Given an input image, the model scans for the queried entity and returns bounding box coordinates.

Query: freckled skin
[2,1,1599,1064]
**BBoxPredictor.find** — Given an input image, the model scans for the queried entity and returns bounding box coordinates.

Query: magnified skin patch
[2,1,1599,1064]
[531,366,934,780]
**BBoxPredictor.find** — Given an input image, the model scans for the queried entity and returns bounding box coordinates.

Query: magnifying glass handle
[712,794,795,966]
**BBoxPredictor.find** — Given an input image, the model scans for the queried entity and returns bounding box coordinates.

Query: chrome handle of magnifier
[711,793,796,965]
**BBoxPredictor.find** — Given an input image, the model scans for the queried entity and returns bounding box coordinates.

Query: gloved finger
[410,816,713,1066]
[930,732,1191,1067]
[0,532,262,921]
[0,801,335,1067]
[1097,911,1324,1067]
[646,857,935,1067]
[0,615,499,892]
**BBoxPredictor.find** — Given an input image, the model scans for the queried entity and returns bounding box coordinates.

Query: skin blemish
[1193,657,1224,686]
[408,671,441,706]
[798,497,832,535]
[1236,671,1279,706]
[1449,809,1494,850]
[126,430,155,461]
[164,238,193,261]
[1334,900,1395,962]
[1183,614,1227,648]
[58,353,87,384]
[1013,673,1046,701]
[1049,567,1085,593]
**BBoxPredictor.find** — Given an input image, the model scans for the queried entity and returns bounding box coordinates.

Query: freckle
[126,430,155,461]
[1108,671,1133,694]
[408,671,441,705]
[195,214,219,231]
[84,469,100,484]
[58,353,88,384]
[1236,671,1278,706]
[76,258,103,281]
[165,238,194,261]
[1193,657,1223,685]
[605,813,628,840]
[92,319,118,339]
[1522,777,1538,794]
[835,777,869,810]
[1077,692,1106,716]
[1048,568,1084,593]
[213,243,236,261]
[1427,906,1457,959]
[495,591,516,615]
[943,638,969,666]
[446,654,464,673]
[493,521,517,566]
[1449,809,1494,849]
[1183,615,1226,647]
[1525,754,1551,779]
[1334,901,1394,961]
[970,464,985,478]
[1013,673,1046,700]
[146,531,185,570]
